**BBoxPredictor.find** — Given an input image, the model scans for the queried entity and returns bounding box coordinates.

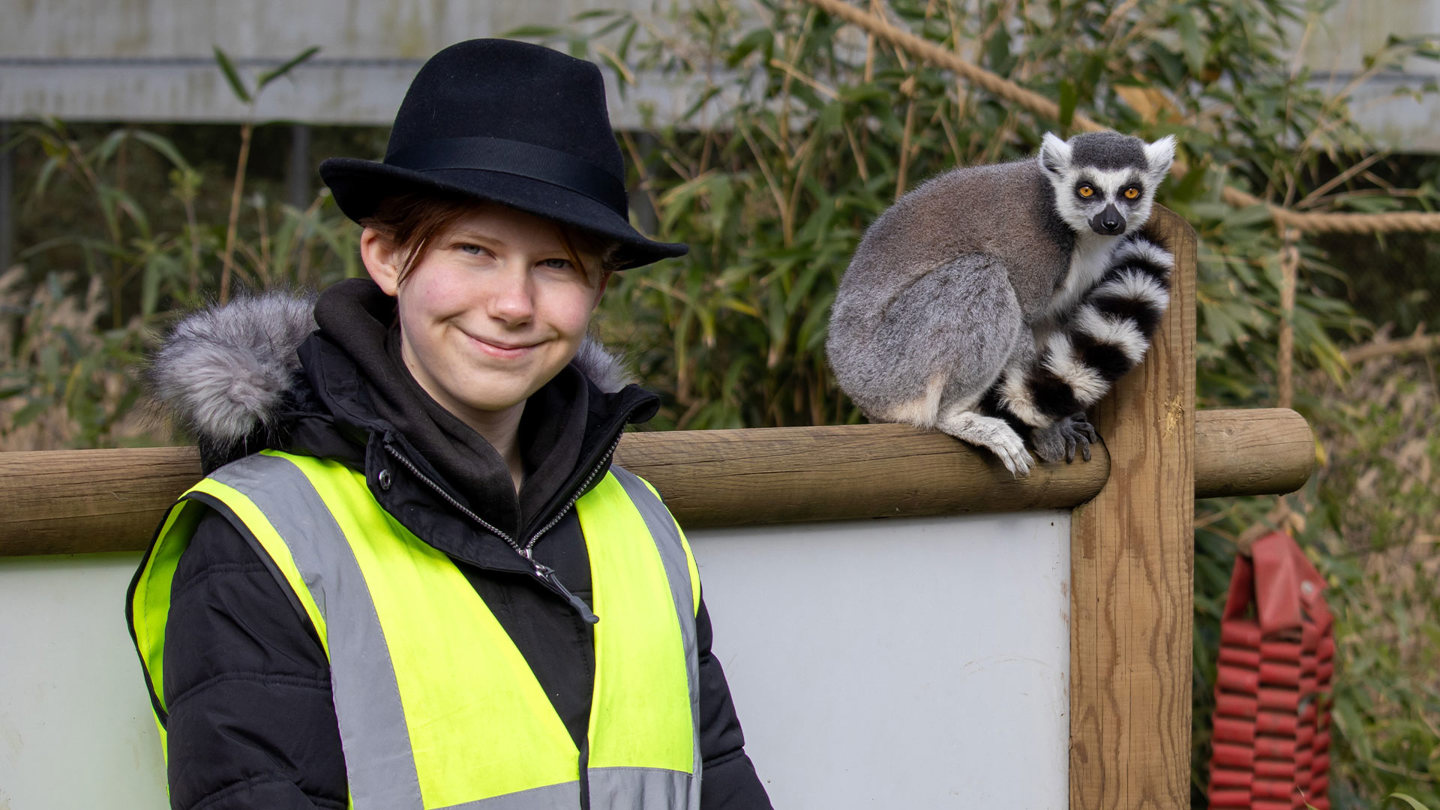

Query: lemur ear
[1144,135,1177,178]
[1038,132,1072,177]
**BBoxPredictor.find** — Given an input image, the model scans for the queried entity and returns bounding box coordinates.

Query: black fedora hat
[319,39,687,269]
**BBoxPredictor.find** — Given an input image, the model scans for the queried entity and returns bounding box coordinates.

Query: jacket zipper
[382,438,619,624]
[523,432,624,555]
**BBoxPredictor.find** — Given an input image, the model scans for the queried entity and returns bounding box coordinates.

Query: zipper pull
[532,561,599,625]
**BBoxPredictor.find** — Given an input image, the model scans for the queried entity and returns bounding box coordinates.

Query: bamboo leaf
[129,129,193,172]
[1058,80,1077,130]
[257,45,320,91]
[213,46,252,103]
[498,25,563,39]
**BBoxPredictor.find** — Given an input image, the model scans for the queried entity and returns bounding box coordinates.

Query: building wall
[4,0,1438,149]
[1295,0,1440,151]
[0,0,696,127]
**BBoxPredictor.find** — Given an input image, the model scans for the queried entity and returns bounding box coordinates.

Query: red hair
[360,191,619,286]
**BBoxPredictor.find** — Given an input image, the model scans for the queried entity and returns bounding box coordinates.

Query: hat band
[385,136,629,216]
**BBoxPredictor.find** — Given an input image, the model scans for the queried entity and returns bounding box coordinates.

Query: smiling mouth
[464,331,539,358]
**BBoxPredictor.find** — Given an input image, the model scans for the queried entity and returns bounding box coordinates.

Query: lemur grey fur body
[826,131,1177,476]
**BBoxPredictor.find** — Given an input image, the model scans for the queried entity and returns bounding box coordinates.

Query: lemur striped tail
[980,234,1174,429]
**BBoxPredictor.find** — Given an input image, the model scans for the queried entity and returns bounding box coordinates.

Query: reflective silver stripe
[436,780,578,809]
[209,454,424,810]
[587,768,692,810]
[609,466,703,809]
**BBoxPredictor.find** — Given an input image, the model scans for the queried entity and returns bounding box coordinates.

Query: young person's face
[362,202,607,432]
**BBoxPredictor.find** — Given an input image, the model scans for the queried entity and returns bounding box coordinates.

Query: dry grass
[0,266,160,451]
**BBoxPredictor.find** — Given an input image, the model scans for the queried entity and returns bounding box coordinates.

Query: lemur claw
[1032,413,1099,465]
[993,432,1033,478]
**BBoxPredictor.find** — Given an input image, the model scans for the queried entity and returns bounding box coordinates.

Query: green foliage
[0,267,149,449]
[13,118,358,317]
[1,51,359,449]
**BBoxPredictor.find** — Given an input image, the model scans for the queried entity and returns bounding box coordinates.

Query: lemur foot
[937,410,1033,477]
[1031,412,1099,464]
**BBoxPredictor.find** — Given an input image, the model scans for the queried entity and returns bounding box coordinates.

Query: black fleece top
[149,280,772,809]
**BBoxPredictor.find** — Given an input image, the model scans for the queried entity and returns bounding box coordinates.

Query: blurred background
[1,0,1437,806]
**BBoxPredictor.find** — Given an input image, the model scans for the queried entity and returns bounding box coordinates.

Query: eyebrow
[445,229,570,256]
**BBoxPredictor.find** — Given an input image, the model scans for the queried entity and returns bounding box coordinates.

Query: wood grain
[614,422,1110,527]
[0,403,1309,557]
[1194,407,1314,498]
[1069,206,1197,808]
[0,425,1108,556]
[0,446,202,556]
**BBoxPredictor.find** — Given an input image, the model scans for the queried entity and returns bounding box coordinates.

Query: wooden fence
[0,208,1315,807]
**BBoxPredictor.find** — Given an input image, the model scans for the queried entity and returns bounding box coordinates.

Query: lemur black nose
[1093,204,1125,234]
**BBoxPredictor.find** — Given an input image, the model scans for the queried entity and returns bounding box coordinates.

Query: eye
[1123,186,1142,200]
[1076,184,1095,199]
[456,242,490,257]
[539,257,575,271]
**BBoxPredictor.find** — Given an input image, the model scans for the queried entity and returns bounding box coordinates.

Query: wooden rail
[0,408,1310,557]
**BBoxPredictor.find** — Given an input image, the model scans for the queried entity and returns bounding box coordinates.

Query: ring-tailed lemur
[825,130,1176,476]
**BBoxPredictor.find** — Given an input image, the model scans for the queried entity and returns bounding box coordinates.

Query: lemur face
[1038,132,1176,238]
[1065,168,1149,236]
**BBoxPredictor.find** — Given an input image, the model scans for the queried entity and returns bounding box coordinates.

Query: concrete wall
[6,0,1440,149]
[0,511,1070,809]
[0,0,699,127]
[1295,0,1440,151]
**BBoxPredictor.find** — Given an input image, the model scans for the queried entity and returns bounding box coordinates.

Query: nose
[1092,205,1125,235]
[488,264,535,325]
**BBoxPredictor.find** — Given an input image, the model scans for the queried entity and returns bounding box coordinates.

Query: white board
[690,513,1070,808]
[0,511,1069,809]
[0,553,168,810]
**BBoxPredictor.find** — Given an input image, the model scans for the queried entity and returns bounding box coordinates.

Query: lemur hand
[1031,413,1099,464]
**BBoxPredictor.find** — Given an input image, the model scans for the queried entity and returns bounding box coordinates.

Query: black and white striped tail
[981,234,1174,431]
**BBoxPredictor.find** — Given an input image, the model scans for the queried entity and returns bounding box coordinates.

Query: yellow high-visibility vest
[130,450,702,810]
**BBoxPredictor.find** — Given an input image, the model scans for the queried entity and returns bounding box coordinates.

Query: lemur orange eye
[1124,187,1141,200]
[1077,185,1095,199]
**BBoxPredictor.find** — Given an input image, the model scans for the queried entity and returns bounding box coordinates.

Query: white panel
[689,512,1070,809]
[0,553,168,810]
[0,511,1069,809]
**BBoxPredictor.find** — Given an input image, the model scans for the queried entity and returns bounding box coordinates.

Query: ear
[360,227,403,297]
[1144,134,1177,177]
[1038,132,1072,177]
[591,270,612,311]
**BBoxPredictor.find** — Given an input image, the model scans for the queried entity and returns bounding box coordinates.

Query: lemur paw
[988,429,1033,478]
[937,411,1033,477]
[1031,412,1099,464]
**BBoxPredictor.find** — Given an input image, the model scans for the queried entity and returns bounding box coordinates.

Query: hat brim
[319,158,688,270]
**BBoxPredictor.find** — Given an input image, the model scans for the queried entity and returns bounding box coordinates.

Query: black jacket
[135,280,771,809]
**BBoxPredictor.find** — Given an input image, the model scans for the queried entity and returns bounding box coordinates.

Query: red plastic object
[1208,531,1334,809]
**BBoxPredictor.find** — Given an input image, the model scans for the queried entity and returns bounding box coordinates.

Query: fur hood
[149,289,637,451]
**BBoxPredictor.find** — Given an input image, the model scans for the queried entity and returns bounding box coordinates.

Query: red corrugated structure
[1208,530,1335,809]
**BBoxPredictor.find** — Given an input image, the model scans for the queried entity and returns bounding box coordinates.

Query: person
[126,38,772,810]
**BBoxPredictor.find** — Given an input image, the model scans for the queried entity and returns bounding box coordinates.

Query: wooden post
[1069,206,1197,807]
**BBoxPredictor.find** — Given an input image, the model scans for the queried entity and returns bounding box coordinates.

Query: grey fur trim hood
[148,288,636,451]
